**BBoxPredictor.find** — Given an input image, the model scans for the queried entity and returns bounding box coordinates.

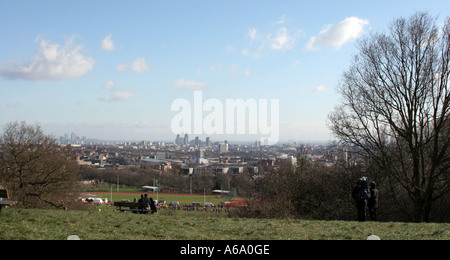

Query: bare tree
[329,12,450,222]
[0,121,79,209]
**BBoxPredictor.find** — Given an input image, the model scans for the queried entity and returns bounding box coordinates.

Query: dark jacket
[368,183,379,209]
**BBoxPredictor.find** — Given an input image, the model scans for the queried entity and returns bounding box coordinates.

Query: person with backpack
[352,177,370,222]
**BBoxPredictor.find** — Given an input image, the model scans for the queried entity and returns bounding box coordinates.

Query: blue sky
[1,0,449,143]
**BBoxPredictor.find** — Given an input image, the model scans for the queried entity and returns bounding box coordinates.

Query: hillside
[0,208,448,240]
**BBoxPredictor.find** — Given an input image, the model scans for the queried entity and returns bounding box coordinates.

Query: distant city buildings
[175,134,185,146]
[174,134,218,149]
[63,131,359,178]
[60,132,86,145]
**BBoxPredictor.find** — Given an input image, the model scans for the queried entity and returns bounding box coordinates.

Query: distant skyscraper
[219,143,229,154]
[196,149,205,159]
[184,133,189,145]
[195,137,200,147]
[175,134,185,146]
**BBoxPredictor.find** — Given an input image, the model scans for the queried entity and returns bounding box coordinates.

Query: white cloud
[131,58,150,73]
[101,34,116,51]
[311,85,327,93]
[99,80,135,102]
[305,36,320,52]
[247,28,258,40]
[102,80,116,91]
[116,57,150,73]
[0,37,94,81]
[174,79,209,90]
[99,91,135,102]
[306,17,369,51]
[269,27,296,51]
[243,18,300,58]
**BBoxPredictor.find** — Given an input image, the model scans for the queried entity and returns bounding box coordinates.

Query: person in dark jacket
[352,177,369,222]
[149,198,158,215]
[137,194,145,213]
[368,182,379,221]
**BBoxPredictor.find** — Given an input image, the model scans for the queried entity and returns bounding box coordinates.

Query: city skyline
[1,1,449,143]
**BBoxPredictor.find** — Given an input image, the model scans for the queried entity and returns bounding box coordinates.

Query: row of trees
[234,159,450,222]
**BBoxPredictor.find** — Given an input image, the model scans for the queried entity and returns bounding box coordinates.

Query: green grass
[0,208,448,240]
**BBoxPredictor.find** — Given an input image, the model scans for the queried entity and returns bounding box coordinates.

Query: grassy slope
[0,208,448,240]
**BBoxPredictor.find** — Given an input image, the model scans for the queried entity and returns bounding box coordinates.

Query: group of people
[352,177,379,222]
[133,194,158,214]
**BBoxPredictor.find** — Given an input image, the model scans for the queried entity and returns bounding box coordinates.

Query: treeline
[80,159,450,222]
[232,160,450,223]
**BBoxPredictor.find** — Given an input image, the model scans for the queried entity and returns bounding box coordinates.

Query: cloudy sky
[0,0,449,143]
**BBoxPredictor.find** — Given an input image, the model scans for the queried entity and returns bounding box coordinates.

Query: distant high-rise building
[219,143,229,154]
[184,133,189,145]
[195,148,208,164]
[195,137,200,147]
[175,134,185,146]
[196,149,205,159]
[206,137,212,146]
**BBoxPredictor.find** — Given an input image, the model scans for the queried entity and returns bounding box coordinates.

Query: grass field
[0,206,448,240]
[81,192,229,207]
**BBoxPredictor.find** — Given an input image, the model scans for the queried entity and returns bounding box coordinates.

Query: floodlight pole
[117,174,119,192]
[190,174,192,195]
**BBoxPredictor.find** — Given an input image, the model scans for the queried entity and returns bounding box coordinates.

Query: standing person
[368,182,379,221]
[352,177,370,222]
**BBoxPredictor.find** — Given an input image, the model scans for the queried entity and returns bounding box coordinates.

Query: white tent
[212,190,230,195]
[141,186,159,192]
